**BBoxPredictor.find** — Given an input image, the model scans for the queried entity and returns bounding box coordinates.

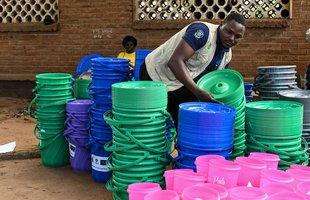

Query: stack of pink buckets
[126,152,310,200]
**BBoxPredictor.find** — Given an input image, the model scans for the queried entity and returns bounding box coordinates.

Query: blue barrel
[134,49,152,81]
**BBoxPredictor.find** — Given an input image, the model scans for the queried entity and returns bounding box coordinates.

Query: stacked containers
[104,81,175,200]
[174,102,235,170]
[28,73,75,167]
[64,100,93,172]
[244,82,253,102]
[253,65,297,100]
[88,57,131,183]
[279,89,310,164]
[245,100,308,169]
[197,69,247,159]
[133,49,152,81]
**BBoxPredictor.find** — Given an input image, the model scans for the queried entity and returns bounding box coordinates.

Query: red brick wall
[0,0,309,82]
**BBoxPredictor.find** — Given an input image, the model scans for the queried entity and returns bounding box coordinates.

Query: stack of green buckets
[197,69,247,159]
[104,81,175,200]
[245,100,309,169]
[28,73,75,167]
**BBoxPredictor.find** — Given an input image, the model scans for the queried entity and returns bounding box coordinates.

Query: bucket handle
[65,112,90,125]
[254,73,269,83]
[65,136,87,147]
[104,140,137,152]
[247,135,308,157]
[34,110,67,119]
[37,134,63,151]
[87,84,111,95]
[105,179,127,193]
[33,125,64,140]
[106,151,149,171]
[253,80,274,92]
[27,96,38,118]
[278,153,309,167]
[104,110,159,126]
[110,124,169,154]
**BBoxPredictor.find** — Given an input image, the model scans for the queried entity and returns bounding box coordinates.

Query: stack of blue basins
[88,57,131,183]
[244,82,253,102]
[174,102,235,170]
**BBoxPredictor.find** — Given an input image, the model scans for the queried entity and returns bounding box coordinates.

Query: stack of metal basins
[245,100,308,170]
[279,89,310,165]
[253,65,297,100]
[197,69,247,159]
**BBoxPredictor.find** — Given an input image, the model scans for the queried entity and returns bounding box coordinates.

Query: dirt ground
[0,96,113,200]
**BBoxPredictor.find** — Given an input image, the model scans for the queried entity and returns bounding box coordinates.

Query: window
[133,0,291,28]
[0,0,59,32]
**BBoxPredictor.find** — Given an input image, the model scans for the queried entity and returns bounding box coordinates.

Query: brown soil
[0,97,113,200]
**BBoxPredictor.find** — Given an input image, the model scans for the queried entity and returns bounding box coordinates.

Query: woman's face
[125,41,135,53]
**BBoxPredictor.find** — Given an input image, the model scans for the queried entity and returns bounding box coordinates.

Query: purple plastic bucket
[66,135,91,172]
[68,140,91,172]
[66,100,93,113]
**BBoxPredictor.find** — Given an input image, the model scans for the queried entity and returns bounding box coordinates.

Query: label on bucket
[91,155,109,172]
[212,176,226,185]
[69,143,76,157]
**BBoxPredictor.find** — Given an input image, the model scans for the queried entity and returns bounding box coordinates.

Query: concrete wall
[0,0,309,82]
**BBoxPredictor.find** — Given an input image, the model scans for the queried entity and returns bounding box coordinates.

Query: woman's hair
[122,36,138,47]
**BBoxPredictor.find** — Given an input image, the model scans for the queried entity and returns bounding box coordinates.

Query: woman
[117,36,138,70]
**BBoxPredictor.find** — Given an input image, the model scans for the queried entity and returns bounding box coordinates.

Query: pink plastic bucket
[208,159,241,188]
[195,183,228,200]
[182,185,220,200]
[235,156,267,187]
[195,155,225,178]
[268,191,306,200]
[249,152,279,169]
[260,182,295,196]
[144,190,180,200]
[228,186,268,200]
[289,164,310,172]
[173,171,206,195]
[260,169,293,187]
[296,181,310,199]
[163,169,193,190]
[286,169,310,187]
[127,182,161,200]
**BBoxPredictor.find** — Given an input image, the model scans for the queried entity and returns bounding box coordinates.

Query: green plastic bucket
[112,81,168,109]
[74,78,91,99]
[197,69,244,103]
[38,134,69,167]
[36,73,73,85]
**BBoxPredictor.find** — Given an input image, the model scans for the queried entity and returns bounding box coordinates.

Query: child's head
[122,36,137,53]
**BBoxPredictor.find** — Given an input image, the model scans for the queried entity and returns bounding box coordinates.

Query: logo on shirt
[194,29,204,40]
